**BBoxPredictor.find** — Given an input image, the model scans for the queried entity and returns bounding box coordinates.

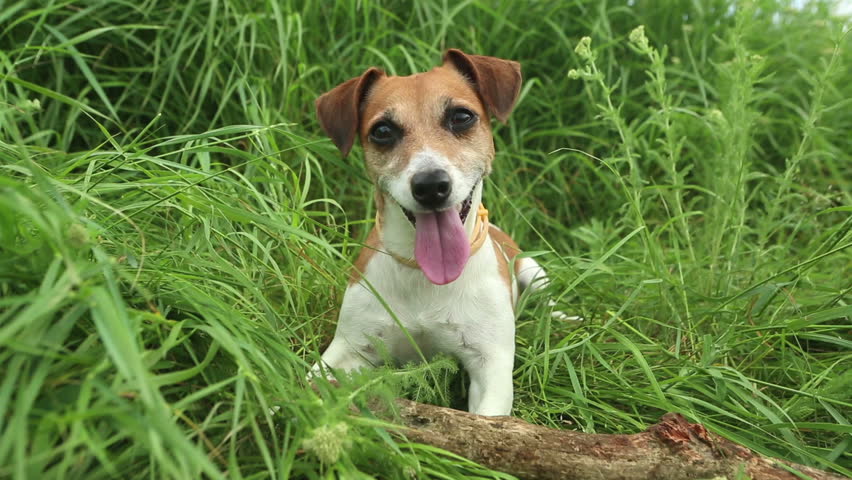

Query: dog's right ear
[315,68,385,157]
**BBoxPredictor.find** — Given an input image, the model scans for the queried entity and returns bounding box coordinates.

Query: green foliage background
[0,0,850,478]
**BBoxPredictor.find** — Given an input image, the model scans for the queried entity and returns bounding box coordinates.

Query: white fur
[316,195,517,416]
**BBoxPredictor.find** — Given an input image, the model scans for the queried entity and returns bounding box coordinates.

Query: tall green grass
[1,0,850,478]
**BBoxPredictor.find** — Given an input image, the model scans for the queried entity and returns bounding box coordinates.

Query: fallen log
[392,399,845,480]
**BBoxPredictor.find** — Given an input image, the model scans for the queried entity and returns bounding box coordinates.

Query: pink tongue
[414,209,470,285]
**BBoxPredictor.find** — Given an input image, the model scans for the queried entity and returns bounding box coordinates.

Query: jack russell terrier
[313,49,567,416]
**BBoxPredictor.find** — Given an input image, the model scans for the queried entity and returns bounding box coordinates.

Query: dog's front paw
[307,362,339,383]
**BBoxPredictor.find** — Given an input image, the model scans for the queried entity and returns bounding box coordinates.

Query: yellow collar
[375,204,490,269]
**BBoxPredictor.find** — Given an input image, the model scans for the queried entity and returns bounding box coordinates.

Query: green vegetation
[1,1,849,478]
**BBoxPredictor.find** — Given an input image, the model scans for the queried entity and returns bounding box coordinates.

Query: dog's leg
[516,257,582,321]
[460,341,515,416]
[310,336,376,380]
[310,278,393,380]
[293,338,374,415]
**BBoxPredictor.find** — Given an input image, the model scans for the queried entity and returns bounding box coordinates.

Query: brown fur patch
[489,225,521,290]
[349,226,381,285]
[358,66,496,182]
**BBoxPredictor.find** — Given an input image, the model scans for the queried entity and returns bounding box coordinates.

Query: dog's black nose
[411,170,452,209]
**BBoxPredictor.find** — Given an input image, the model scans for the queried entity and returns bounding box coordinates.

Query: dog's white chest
[334,240,516,365]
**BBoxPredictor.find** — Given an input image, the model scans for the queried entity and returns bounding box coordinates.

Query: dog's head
[316,50,522,284]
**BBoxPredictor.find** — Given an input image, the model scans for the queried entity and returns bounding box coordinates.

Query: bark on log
[391,399,846,480]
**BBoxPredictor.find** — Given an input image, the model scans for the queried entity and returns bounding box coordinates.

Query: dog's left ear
[315,67,385,157]
[443,49,522,123]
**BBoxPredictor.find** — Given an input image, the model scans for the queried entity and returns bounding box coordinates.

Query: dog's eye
[369,122,400,146]
[446,108,477,133]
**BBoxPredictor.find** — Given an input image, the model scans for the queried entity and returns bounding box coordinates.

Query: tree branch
[391,400,844,480]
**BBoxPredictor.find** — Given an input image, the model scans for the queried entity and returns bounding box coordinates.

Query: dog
[313,49,565,416]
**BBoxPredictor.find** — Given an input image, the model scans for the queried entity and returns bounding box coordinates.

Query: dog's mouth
[391,183,478,286]
[400,185,476,227]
